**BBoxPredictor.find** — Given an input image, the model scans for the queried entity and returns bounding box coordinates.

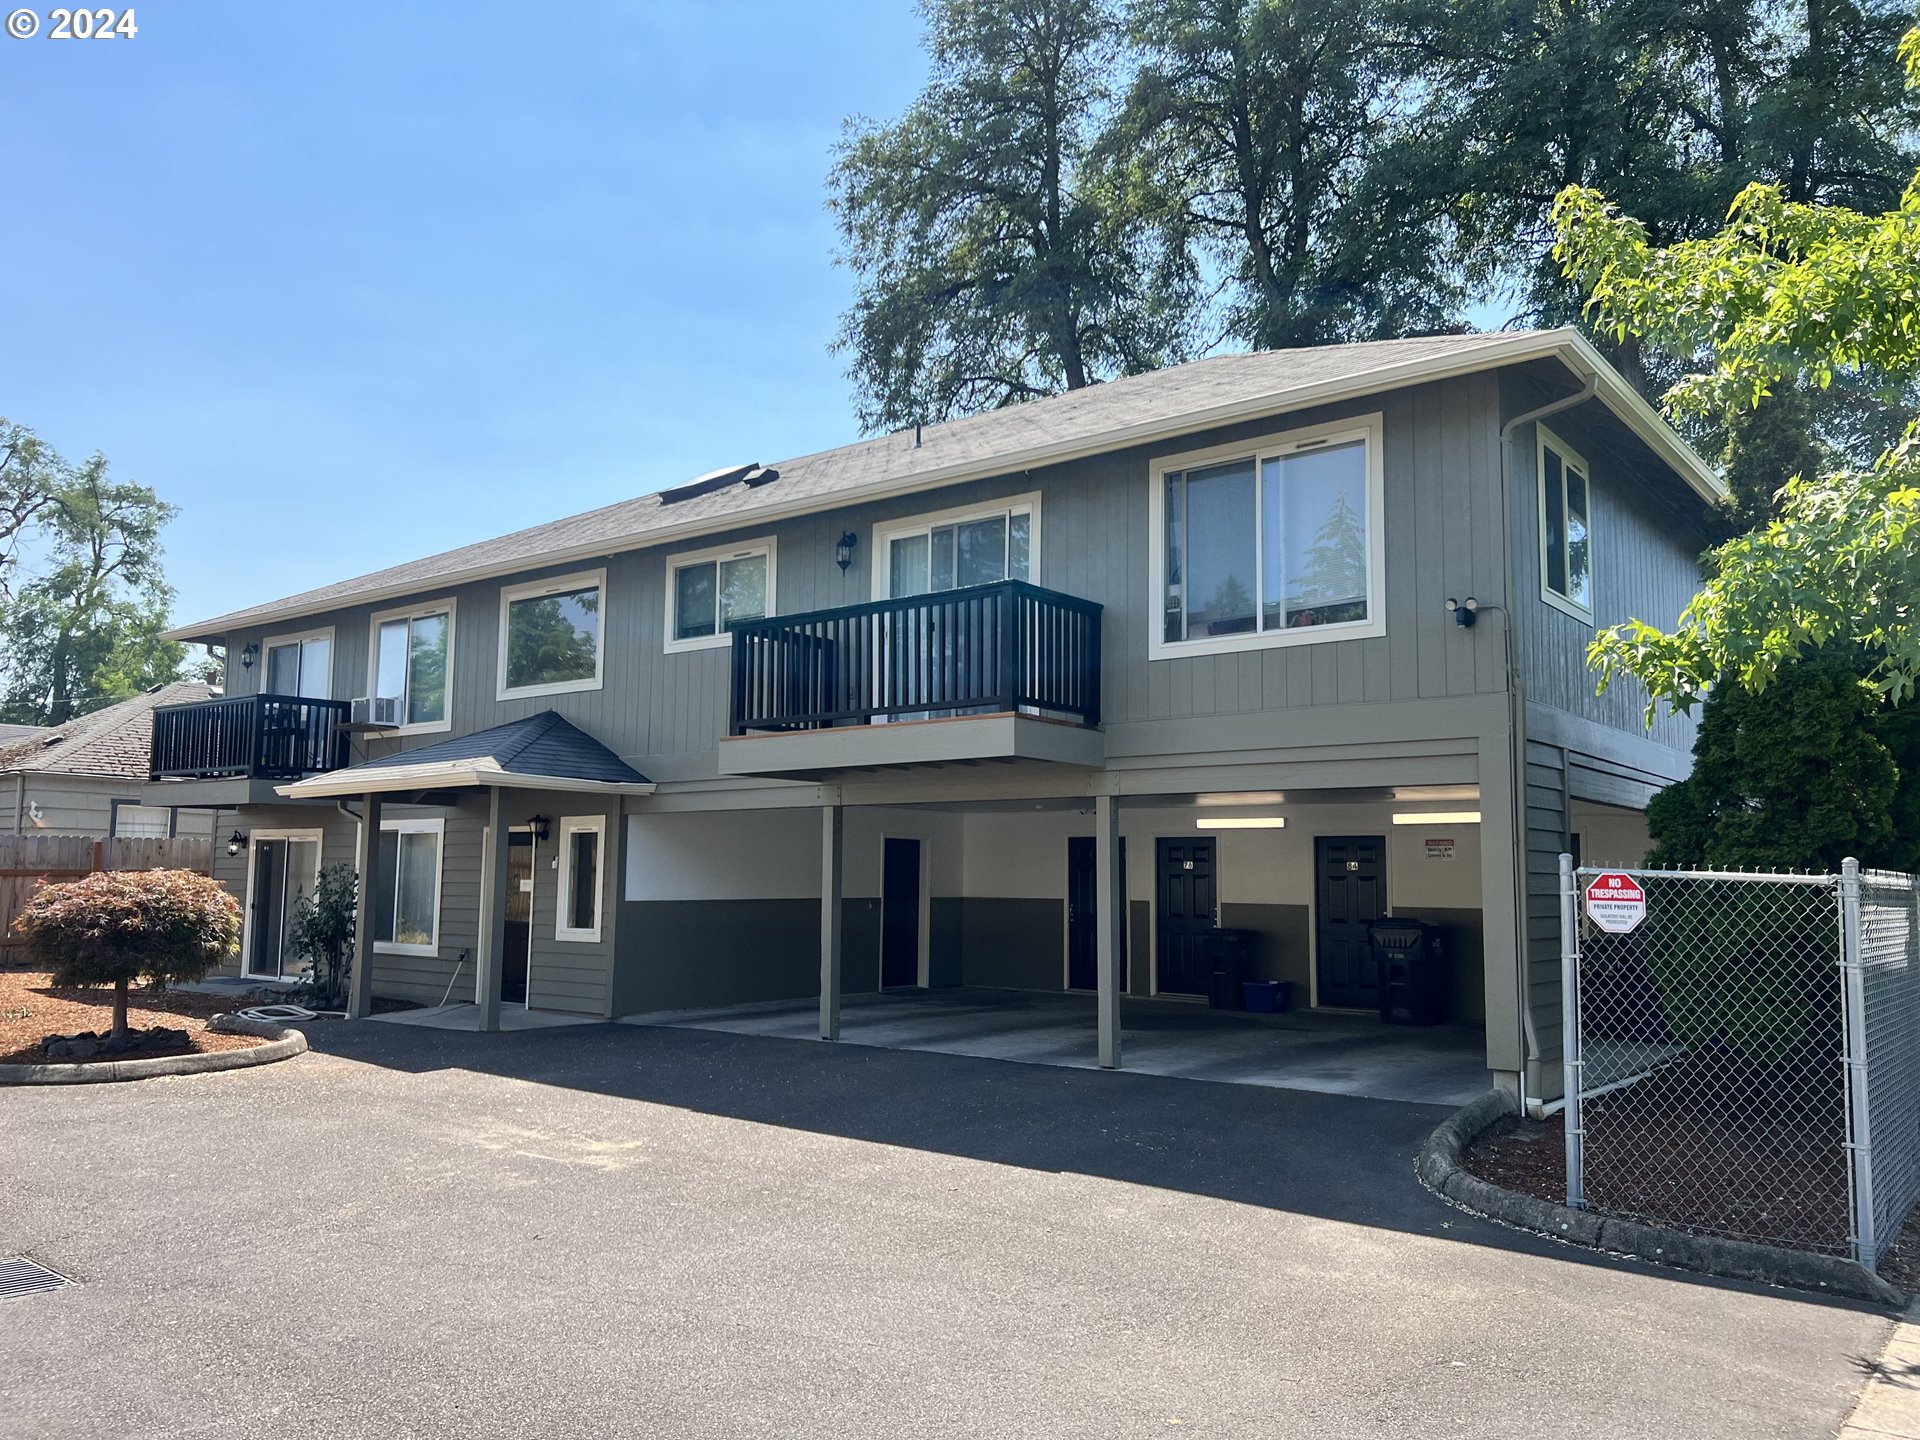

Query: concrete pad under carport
[625,986,1491,1105]
[368,1002,603,1032]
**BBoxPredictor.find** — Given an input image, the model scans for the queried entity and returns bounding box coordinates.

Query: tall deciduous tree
[0,453,184,725]
[1109,0,1459,349]
[0,419,62,603]
[831,0,1195,430]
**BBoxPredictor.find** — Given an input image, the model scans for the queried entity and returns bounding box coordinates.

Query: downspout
[1498,368,1598,1111]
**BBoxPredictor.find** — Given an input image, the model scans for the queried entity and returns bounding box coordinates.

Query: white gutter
[276,761,656,801]
[165,329,1723,643]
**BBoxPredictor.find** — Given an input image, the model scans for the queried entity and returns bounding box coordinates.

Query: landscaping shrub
[12,869,241,1046]
[286,864,357,1008]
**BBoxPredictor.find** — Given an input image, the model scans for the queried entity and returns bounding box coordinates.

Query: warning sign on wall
[1424,836,1455,862]
[1585,872,1648,934]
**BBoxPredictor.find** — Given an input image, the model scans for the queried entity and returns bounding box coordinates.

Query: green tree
[286,864,358,1009]
[1108,0,1458,349]
[0,418,62,603]
[0,453,183,724]
[1552,20,1920,710]
[831,0,1195,430]
[14,869,241,1049]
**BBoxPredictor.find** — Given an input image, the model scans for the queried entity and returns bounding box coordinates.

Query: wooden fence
[0,834,215,952]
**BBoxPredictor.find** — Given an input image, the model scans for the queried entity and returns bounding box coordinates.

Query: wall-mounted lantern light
[226,830,247,858]
[239,642,259,669]
[835,532,858,572]
[529,814,551,843]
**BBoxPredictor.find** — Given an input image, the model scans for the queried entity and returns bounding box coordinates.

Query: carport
[627,986,1490,1105]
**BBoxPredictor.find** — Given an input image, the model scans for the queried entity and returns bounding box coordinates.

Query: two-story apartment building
[151,329,1721,1104]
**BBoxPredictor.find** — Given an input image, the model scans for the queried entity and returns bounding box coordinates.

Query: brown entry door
[1155,836,1216,996]
[502,831,534,1005]
[1066,836,1126,992]
[1316,835,1386,1008]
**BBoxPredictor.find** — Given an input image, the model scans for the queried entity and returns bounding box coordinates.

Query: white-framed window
[554,814,606,943]
[1148,414,1385,660]
[664,541,775,653]
[368,600,455,733]
[1538,424,1594,619]
[870,493,1040,601]
[263,627,334,700]
[374,817,445,956]
[498,570,607,699]
[110,801,173,839]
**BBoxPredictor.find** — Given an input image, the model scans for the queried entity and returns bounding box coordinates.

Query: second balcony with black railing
[150,693,351,782]
[727,581,1102,755]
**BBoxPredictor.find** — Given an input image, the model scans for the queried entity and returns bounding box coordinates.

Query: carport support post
[820,803,844,1041]
[476,787,508,1033]
[347,793,382,1019]
[1096,793,1122,1069]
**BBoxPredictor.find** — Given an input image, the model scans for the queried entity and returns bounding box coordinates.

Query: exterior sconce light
[226,830,247,858]
[529,815,551,842]
[1445,597,1480,629]
[835,532,858,572]
[239,642,259,669]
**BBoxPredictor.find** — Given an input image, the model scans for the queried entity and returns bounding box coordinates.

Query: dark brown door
[1155,836,1216,996]
[501,830,534,1005]
[1316,835,1386,1007]
[1066,836,1126,992]
[881,837,922,988]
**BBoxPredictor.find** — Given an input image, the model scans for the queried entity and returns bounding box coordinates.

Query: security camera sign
[1585,872,1647,934]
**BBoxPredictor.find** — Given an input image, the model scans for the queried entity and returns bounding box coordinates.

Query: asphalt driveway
[0,1019,1895,1439]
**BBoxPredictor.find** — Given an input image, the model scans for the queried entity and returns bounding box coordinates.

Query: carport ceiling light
[1391,811,1482,825]
[1195,817,1286,829]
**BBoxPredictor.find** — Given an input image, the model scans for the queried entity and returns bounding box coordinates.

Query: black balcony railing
[729,580,1102,735]
[150,694,351,781]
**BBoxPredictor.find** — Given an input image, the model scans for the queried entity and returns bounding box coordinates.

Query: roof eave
[169,329,1724,642]
[275,761,655,800]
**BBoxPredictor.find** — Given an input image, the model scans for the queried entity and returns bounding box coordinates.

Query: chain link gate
[1559,857,1920,1268]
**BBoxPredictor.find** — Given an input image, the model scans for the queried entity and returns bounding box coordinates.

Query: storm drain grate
[0,1257,71,1299]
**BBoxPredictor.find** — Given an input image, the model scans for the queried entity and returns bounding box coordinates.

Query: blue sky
[0,2,930,627]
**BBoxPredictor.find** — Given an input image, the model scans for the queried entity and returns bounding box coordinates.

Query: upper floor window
[263,628,332,699]
[1150,415,1385,659]
[370,601,453,732]
[1538,426,1593,619]
[499,570,605,698]
[665,542,774,652]
[873,496,1037,600]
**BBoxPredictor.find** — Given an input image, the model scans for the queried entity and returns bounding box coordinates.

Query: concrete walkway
[631,986,1492,1105]
[1841,1302,1920,1439]
[369,1002,600,1032]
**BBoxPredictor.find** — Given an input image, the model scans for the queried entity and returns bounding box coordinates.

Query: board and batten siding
[220,371,1515,783]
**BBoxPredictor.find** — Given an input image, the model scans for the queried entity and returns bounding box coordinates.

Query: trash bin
[1369,918,1448,1026]
[1203,928,1256,1009]
[1242,979,1291,1014]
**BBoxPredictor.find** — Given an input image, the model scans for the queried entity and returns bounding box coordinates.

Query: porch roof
[274,711,655,799]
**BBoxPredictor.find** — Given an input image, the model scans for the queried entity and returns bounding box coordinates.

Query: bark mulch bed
[0,970,266,1065]
[1460,1060,1920,1291]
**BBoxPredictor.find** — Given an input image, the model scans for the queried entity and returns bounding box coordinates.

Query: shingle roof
[276,711,652,799]
[0,682,220,779]
[0,723,53,748]
[168,327,1722,642]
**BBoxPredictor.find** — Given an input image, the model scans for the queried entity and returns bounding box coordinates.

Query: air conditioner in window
[348,696,402,730]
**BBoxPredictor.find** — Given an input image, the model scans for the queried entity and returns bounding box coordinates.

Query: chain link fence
[1561,859,1920,1268]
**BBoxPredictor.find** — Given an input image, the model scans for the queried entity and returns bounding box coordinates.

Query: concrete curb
[0,1014,307,1086]
[1418,1089,1906,1308]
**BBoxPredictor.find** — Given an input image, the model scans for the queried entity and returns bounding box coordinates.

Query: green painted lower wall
[612,898,883,1015]
[953,898,1064,990]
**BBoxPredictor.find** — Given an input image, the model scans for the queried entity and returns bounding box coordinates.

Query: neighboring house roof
[275,711,656,799]
[167,327,1723,643]
[0,723,53,748]
[0,682,220,780]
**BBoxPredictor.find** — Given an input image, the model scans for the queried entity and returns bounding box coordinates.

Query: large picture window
[555,814,606,943]
[499,570,606,697]
[1152,417,1383,657]
[263,628,333,699]
[374,817,444,956]
[666,542,773,651]
[1538,426,1593,618]
[370,604,453,731]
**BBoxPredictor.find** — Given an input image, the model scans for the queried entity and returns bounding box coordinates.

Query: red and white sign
[1585,872,1647,934]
